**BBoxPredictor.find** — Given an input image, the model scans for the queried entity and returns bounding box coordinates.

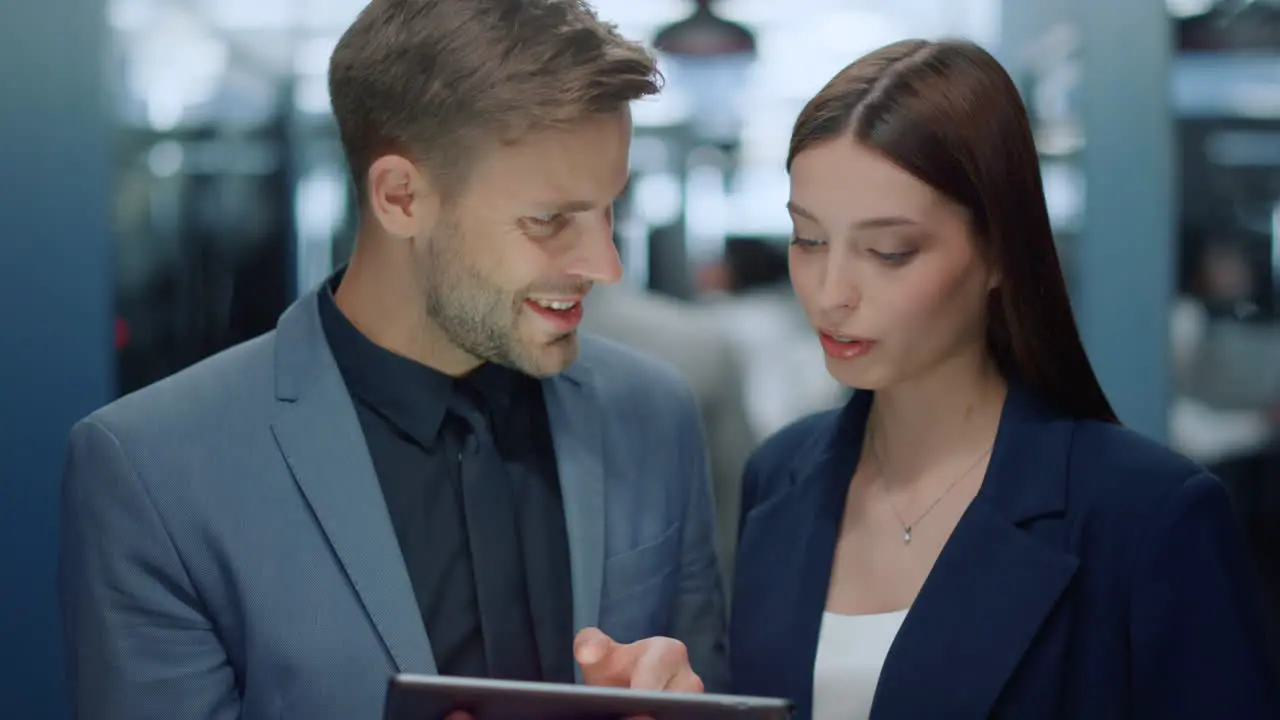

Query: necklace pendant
[903,527,912,544]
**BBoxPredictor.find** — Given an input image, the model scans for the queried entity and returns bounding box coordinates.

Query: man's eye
[521,213,568,237]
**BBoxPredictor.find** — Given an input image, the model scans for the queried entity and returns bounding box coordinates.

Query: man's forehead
[503,111,631,158]
[469,113,632,206]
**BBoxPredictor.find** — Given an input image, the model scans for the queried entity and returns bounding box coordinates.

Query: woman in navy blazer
[730,38,1278,719]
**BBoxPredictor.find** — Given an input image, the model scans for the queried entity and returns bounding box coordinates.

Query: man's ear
[365,154,441,238]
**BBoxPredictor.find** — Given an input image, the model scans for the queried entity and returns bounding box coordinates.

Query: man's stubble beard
[419,220,579,377]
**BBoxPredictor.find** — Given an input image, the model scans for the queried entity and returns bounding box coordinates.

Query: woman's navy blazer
[729,381,1279,719]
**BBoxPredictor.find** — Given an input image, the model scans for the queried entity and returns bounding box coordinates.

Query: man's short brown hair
[329,0,660,202]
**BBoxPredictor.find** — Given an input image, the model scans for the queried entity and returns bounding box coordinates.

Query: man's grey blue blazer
[58,285,729,720]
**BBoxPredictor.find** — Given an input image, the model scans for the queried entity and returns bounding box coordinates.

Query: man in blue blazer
[58,2,727,718]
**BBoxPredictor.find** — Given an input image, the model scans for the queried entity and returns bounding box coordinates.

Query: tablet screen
[384,674,794,720]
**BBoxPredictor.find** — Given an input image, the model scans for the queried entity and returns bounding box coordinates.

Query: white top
[812,609,909,720]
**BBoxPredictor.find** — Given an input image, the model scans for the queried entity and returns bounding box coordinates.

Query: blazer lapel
[871,506,1077,716]
[756,394,870,719]
[542,361,606,643]
[871,382,1079,717]
[268,291,436,674]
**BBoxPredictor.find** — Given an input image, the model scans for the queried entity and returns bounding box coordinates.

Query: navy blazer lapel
[871,382,1079,717]
[766,393,872,719]
[268,291,436,674]
[542,359,606,643]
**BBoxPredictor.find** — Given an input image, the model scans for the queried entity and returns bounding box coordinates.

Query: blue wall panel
[1001,0,1174,440]
[0,0,113,716]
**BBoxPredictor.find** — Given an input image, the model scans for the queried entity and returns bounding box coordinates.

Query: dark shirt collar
[318,272,523,448]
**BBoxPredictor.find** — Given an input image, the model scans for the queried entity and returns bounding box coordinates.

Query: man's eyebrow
[547,200,597,213]
[545,191,629,214]
[537,176,630,214]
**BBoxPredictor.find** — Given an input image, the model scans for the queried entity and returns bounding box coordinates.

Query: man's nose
[566,213,623,285]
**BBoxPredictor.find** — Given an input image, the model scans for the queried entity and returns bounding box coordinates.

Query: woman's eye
[870,249,917,265]
[790,236,824,249]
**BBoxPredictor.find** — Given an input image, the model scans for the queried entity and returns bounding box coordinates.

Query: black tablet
[384,674,794,720]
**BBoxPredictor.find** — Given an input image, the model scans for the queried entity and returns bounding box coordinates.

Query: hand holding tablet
[573,627,704,693]
[442,628,702,720]
[412,628,791,720]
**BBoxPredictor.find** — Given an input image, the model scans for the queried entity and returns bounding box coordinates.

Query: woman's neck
[865,351,1008,485]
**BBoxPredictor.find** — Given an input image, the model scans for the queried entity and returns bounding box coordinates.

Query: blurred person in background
[1171,233,1280,459]
[701,237,848,440]
[1171,226,1280,676]
[58,2,729,719]
[582,275,756,594]
[729,39,1278,720]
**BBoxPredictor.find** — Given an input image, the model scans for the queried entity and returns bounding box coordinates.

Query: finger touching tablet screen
[384,674,794,720]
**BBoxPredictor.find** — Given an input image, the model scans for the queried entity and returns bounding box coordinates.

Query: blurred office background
[4,0,1280,715]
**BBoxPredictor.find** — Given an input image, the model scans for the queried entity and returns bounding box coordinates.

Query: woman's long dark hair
[789,39,1117,423]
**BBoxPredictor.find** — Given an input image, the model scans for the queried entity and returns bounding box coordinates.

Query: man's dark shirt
[318,282,575,682]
